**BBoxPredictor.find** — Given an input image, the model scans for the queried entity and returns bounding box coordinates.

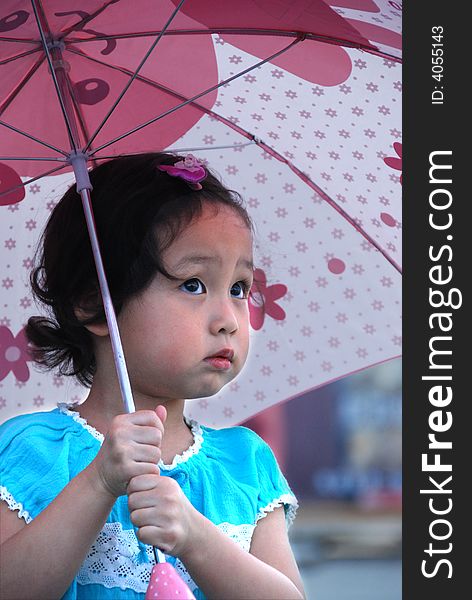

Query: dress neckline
[56,403,204,470]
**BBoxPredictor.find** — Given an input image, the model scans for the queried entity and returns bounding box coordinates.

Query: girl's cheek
[238,322,250,353]
[240,306,251,330]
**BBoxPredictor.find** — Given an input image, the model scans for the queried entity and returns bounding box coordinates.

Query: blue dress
[0,405,298,599]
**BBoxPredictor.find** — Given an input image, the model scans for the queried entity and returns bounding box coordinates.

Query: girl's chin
[154,367,241,401]
[185,378,235,400]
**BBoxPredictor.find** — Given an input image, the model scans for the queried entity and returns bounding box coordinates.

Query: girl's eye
[180,278,206,295]
[231,281,250,299]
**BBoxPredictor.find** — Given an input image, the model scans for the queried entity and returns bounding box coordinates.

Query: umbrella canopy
[0,0,402,426]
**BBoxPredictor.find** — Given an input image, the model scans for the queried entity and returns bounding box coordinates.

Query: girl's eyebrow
[173,255,254,271]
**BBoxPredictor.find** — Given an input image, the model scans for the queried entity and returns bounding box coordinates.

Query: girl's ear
[74,306,109,337]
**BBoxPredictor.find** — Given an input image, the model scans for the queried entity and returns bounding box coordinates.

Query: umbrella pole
[70,152,135,415]
[71,154,166,569]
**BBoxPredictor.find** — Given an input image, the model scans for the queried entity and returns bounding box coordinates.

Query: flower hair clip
[157,154,207,190]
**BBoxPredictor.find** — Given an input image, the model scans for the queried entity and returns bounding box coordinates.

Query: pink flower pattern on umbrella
[0,326,31,382]
[384,142,402,184]
[249,269,287,331]
[0,162,25,206]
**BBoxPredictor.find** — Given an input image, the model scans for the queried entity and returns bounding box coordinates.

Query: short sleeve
[254,434,298,529]
[0,410,98,524]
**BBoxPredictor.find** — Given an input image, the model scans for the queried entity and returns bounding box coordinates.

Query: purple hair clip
[157,154,207,190]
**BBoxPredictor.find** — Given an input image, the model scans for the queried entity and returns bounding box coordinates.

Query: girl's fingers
[155,405,167,424]
[125,410,166,435]
[135,522,178,554]
[128,491,160,513]
[128,462,161,479]
[127,473,160,495]
[135,525,165,548]
[130,443,161,465]
[130,425,163,446]
[130,506,159,527]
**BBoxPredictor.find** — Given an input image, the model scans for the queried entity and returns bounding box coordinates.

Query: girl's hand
[89,406,167,498]
[127,473,201,558]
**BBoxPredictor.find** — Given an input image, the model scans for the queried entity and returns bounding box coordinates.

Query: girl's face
[117,203,254,402]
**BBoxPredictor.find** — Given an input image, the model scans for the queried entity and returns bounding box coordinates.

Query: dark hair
[26,152,253,386]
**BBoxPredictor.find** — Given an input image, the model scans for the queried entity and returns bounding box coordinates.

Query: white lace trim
[57,403,104,442]
[76,521,256,593]
[159,419,203,471]
[256,493,299,529]
[0,485,33,524]
[218,521,256,553]
[56,403,203,468]
[76,522,154,592]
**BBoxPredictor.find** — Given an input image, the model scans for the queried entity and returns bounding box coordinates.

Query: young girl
[0,153,305,600]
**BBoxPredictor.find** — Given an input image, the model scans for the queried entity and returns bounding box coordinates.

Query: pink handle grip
[145,563,196,599]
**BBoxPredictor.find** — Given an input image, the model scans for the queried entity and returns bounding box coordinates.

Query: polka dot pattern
[145,564,196,600]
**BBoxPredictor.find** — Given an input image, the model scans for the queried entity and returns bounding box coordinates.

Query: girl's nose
[209,298,239,336]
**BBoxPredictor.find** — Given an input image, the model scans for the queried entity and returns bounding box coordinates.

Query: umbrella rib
[30,0,77,151]
[65,27,382,56]
[0,163,68,200]
[87,35,305,156]
[0,47,41,66]
[58,64,97,160]
[0,37,38,43]
[0,120,69,156]
[66,28,401,61]
[92,142,256,161]
[84,0,187,152]
[168,141,256,153]
[0,156,67,161]
[0,53,45,116]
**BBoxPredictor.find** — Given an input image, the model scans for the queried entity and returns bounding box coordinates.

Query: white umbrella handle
[71,153,136,414]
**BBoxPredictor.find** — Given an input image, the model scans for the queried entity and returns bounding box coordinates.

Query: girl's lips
[204,357,232,370]
[204,348,234,370]
[207,348,234,360]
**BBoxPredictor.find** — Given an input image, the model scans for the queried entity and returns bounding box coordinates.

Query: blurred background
[243,358,402,600]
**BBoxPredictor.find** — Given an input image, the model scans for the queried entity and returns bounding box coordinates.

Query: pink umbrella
[0,1,402,427]
[0,1,401,591]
